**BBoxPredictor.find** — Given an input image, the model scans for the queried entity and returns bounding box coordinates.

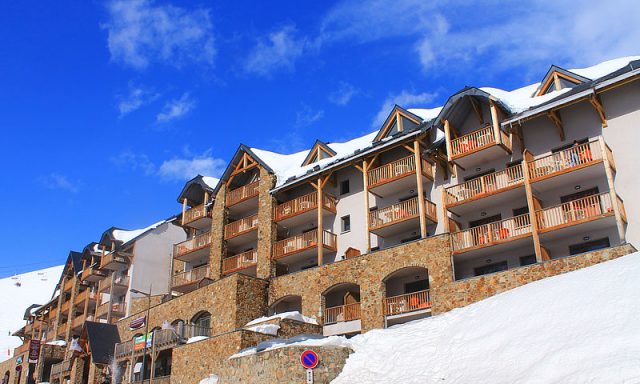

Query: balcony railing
[535,192,615,232]
[324,302,361,325]
[60,299,71,314]
[273,230,337,258]
[99,251,130,269]
[96,301,126,319]
[63,278,74,293]
[384,289,431,316]
[274,192,338,221]
[173,231,213,259]
[172,265,211,288]
[99,274,130,293]
[114,339,133,359]
[81,266,106,281]
[183,323,213,339]
[143,376,172,384]
[51,360,73,376]
[369,197,437,230]
[527,140,603,180]
[226,181,260,206]
[115,325,213,360]
[451,214,532,252]
[224,214,259,239]
[14,342,29,356]
[445,165,524,206]
[222,250,258,274]
[72,314,94,329]
[451,126,494,157]
[182,203,211,225]
[75,289,98,305]
[367,155,433,187]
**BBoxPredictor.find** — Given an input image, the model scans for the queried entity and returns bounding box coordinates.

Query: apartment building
[6,56,638,384]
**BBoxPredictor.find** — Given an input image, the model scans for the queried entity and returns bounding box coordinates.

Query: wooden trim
[414,140,427,238]
[362,159,371,253]
[522,151,544,262]
[588,92,608,128]
[451,233,533,254]
[600,137,625,242]
[317,177,324,266]
[490,100,501,146]
[443,120,452,162]
[547,110,565,141]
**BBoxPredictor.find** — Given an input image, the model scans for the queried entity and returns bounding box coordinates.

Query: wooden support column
[414,140,427,238]
[360,160,371,253]
[443,119,453,162]
[490,100,501,145]
[316,177,324,266]
[441,188,449,233]
[181,199,187,225]
[599,137,625,243]
[522,151,547,262]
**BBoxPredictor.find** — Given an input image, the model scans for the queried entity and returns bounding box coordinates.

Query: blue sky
[0,0,637,277]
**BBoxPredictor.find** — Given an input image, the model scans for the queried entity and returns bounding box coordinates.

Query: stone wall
[117,274,269,342]
[268,234,452,331]
[129,295,164,318]
[243,318,322,339]
[0,356,20,384]
[256,169,277,280]
[433,243,636,313]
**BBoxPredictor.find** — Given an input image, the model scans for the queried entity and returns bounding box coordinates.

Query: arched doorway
[268,295,302,316]
[322,283,361,336]
[383,267,431,327]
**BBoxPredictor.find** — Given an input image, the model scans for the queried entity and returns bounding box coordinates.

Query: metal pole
[139,285,151,384]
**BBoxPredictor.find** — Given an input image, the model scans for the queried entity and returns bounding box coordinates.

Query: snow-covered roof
[112,220,166,244]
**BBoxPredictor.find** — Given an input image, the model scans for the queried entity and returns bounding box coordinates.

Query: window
[569,238,610,255]
[341,216,351,233]
[191,311,211,329]
[405,279,429,294]
[340,180,350,195]
[474,261,508,277]
[519,255,537,266]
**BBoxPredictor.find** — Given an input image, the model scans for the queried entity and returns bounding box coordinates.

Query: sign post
[300,350,318,384]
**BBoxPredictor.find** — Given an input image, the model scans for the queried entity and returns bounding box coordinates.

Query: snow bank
[187,336,209,344]
[407,107,443,122]
[0,265,63,362]
[245,311,318,326]
[230,335,350,359]
[246,324,280,335]
[571,56,640,80]
[199,374,219,384]
[332,253,640,383]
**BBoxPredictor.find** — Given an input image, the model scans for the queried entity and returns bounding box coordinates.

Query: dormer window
[373,105,423,143]
[536,66,590,97]
[302,140,337,166]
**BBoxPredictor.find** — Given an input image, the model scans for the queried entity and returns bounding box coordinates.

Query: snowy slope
[332,254,640,383]
[0,265,63,362]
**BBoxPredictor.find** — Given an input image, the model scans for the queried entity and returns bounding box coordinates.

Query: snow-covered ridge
[112,219,167,244]
[332,253,640,383]
[245,311,318,326]
[0,265,63,362]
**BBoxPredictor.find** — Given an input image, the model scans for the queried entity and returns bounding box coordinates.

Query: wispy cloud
[117,83,160,117]
[109,150,156,175]
[156,92,195,123]
[244,25,307,76]
[38,173,80,193]
[158,148,226,181]
[295,104,324,127]
[104,0,216,70]
[329,82,359,106]
[373,90,437,127]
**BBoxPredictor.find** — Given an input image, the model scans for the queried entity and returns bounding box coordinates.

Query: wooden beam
[397,113,403,132]
[547,110,565,141]
[316,177,324,266]
[522,151,544,263]
[511,123,525,154]
[362,159,371,253]
[553,72,561,91]
[403,144,415,153]
[489,100,502,145]
[414,140,427,238]
[468,96,483,124]
[588,92,608,128]
[600,137,625,242]
[443,119,453,162]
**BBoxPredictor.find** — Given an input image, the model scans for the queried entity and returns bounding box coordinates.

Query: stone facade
[256,169,277,280]
[210,183,228,281]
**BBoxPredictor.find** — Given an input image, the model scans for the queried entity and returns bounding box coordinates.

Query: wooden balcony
[114,339,133,360]
[273,230,337,262]
[81,266,106,283]
[62,278,74,293]
[14,342,29,357]
[535,192,619,233]
[171,265,212,293]
[72,313,94,330]
[98,274,130,295]
[445,165,525,214]
[384,289,431,316]
[96,301,126,320]
[451,214,532,254]
[449,126,511,168]
[274,192,337,228]
[226,180,260,210]
[224,214,259,246]
[181,203,212,230]
[74,289,98,306]
[222,250,258,275]
[115,325,212,361]
[369,197,437,237]
[173,231,212,263]
[367,155,434,197]
[527,140,607,183]
[60,299,72,315]
[51,360,73,377]
[111,301,127,319]
[324,302,361,325]
[99,250,130,271]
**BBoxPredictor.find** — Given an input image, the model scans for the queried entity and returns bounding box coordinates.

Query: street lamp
[130,286,151,384]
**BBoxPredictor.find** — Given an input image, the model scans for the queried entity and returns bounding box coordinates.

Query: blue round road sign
[300,350,318,369]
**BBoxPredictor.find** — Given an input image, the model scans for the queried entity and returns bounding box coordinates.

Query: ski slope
[0,266,63,362]
[332,253,640,383]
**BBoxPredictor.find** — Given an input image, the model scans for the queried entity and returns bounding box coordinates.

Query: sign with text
[28,340,41,364]
[133,332,153,350]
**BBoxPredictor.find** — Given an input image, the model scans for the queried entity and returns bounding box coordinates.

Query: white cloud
[158,148,226,181]
[156,92,195,123]
[244,25,307,76]
[372,90,437,128]
[104,0,216,70]
[118,83,160,117]
[329,82,359,106]
[38,173,79,193]
[109,150,156,175]
[295,104,324,127]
